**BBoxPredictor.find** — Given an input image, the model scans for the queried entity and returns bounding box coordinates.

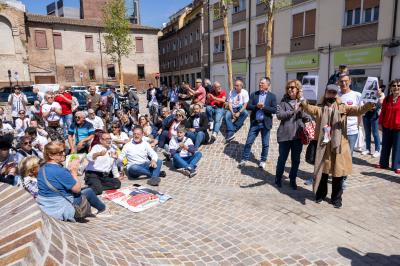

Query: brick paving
[0,94,399,265]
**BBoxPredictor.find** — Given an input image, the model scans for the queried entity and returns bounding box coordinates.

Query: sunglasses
[23,141,32,145]
[112,126,119,129]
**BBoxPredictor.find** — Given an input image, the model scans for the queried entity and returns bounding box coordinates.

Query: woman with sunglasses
[110,122,129,150]
[377,79,400,174]
[15,110,30,138]
[15,136,41,163]
[42,92,63,141]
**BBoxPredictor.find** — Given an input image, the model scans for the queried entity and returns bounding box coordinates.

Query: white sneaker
[209,121,214,130]
[304,177,313,186]
[372,151,381,158]
[238,160,246,167]
[361,150,371,156]
[259,162,266,169]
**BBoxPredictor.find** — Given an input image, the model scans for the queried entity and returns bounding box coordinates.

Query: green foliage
[102,0,133,62]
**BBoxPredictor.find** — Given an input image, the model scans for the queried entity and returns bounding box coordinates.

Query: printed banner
[361,77,379,103]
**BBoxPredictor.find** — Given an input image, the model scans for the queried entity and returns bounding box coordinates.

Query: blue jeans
[173,152,202,169]
[206,106,225,134]
[62,114,73,138]
[347,133,358,156]
[186,131,205,148]
[73,187,106,212]
[127,160,162,179]
[363,116,381,152]
[242,122,271,162]
[275,139,303,181]
[225,107,248,139]
[380,127,400,170]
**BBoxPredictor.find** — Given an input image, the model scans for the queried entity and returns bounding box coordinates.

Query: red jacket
[55,92,72,115]
[379,95,400,130]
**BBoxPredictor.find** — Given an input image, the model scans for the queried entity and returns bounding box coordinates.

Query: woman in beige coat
[300,84,374,208]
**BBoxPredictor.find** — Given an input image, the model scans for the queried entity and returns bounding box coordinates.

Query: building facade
[0,1,160,90]
[207,0,400,101]
[158,0,210,87]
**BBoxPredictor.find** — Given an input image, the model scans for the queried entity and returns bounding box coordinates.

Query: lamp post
[7,70,12,87]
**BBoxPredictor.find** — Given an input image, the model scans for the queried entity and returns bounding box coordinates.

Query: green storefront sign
[285,53,319,70]
[334,47,382,66]
[233,62,247,74]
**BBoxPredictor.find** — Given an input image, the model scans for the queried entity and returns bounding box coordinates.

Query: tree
[260,0,291,78]
[103,0,133,93]
[220,0,234,91]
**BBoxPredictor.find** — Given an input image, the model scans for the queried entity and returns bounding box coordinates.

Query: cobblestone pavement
[55,96,400,265]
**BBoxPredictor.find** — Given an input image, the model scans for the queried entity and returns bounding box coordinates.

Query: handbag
[305,140,317,165]
[41,166,92,221]
[47,120,60,128]
[300,121,316,145]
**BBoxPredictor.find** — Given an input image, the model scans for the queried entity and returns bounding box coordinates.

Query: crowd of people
[0,68,398,221]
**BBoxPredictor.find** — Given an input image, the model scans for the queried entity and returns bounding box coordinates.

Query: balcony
[232,48,246,60]
[341,22,378,46]
[232,10,246,24]
[256,3,266,17]
[213,19,223,30]
[213,51,225,63]
[292,0,310,5]
[256,43,266,57]
[290,35,315,52]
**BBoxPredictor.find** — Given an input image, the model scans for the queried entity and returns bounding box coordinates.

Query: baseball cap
[326,84,340,93]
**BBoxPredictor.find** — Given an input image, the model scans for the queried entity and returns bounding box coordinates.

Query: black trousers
[316,173,344,205]
[85,171,121,195]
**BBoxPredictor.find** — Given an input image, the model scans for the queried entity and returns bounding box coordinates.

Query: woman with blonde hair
[17,156,41,198]
[36,141,106,221]
[275,80,311,189]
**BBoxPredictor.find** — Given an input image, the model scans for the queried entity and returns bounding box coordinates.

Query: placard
[361,77,379,103]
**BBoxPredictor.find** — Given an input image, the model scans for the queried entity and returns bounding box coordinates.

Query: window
[137,65,145,80]
[257,24,266,44]
[64,66,74,82]
[344,0,379,26]
[292,9,316,37]
[233,29,246,49]
[53,32,62,49]
[373,6,379,21]
[190,33,193,43]
[35,30,47,49]
[190,53,193,63]
[107,64,116,80]
[173,41,176,50]
[214,35,225,53]
[89,69,95,81]
[196,29,200,40]
[364,6,379,22]
[135,37,144,52]
[233,0,246,14]
[85,35,93,52]
[196,51,200,62]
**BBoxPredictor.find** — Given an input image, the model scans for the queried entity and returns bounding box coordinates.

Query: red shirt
[193,86,206,105]
[379,95,400,130]
[55,92,72,115]
[208,89,226,108]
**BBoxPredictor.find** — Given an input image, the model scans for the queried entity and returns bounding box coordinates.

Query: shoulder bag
[41,166,92,221]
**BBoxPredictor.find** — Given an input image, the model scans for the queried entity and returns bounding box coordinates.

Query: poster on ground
[361,77,379,103]
[102,186,172,213]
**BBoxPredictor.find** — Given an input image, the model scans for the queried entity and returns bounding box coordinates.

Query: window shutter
[292,13,304,38]
[233,30,240,49]
[305,9,316,35]
[257,24,265,44]
[53,33,62,49]
[240,29,246,48]
[85,35,93,51]
[345,0,361,11]
[135,37,144,52]
[35,30,47,49]
[364,0,379,9]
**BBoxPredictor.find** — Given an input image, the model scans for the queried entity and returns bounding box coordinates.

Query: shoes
[159,171,166,178]
[315,198,324,204]
[147,177,161,186]
[342,177,348,190]
[209,121,214,130]
[361,150,371,156]
[210,132,217,143]
[238,160,246,167]
[375,164,387,169]
[332,201,342,209]
[226,133,235,143]
[275,178,282,188]
[395,169,400,174]
[304,177,313,186]
[372,151,381,158]
[290,180,297,190]
[188,167,197,178]
[259,161,266,169]
[162,150,171,161]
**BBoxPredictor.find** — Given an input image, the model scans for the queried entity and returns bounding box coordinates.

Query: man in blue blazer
[239,77,277,169]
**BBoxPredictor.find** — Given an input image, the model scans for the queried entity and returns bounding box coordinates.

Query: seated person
[138,115,158,147]
[0,134,17,185]
[68,111,95,154]
[86,109,105,131]
[0,119,14,136]
[29,119,47,138]
[25,127,48,153]
[37,141,106,221]
[85,132,123,195]
[158,109,186,151]
[15,110,30,138]
[110,122,129,150]
[119,126,164,186]
[206,81,227,142]
[121,113,134,135]
[185,104,209,149]
[169,125,202,178]
[15,136,41,163]
[17,156,41,199]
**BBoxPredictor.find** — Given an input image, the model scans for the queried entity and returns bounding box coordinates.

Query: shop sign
[285,53,319,70]
[334,47,382,66]
[233,62,247,74]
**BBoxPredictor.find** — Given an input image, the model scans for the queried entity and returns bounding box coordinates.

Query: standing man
[32,86,45,104]
[338,74,362,189]
[86,85,101,114]
[225,79,249,142]
[68,111,95,154]
[147,83,161,118]
[206,81,226,142]
[187,79,206,107]
[8,86,28,126]
[168,83,179,110]
[128,86,139,110]
[55,85,73,138]
[328,64,348,85]
[239,77,277,169]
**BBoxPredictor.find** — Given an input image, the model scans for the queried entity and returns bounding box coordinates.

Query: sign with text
[334,47,383,66]
[285,53,319,70]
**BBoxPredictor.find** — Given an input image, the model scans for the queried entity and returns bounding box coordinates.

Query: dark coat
[247,90,277,129]
[185,112,210,143]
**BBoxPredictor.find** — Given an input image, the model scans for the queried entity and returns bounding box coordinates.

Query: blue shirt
[68,121,95,144]
[37,164,76,198]
[256,91,267,121]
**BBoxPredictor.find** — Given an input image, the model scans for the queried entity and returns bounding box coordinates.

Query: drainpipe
[208,0,211,79]
[327,43,331,81]
[51,26,58,83]
[98,29,105,84]
[389,0,399,82]
[247,0,251,91]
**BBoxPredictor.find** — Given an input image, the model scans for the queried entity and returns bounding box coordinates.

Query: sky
[20,0,192,28]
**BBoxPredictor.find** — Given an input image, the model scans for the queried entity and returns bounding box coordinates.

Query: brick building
[158,0,210,87]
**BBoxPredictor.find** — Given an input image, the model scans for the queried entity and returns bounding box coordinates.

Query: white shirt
[340,90,362,135]
[0,123,14,135]
[8,93,27,117]
[119,139,158,168]
[110,132,129,149]
[15,118,30,137]
[42,102,62,122]
[229,89,249,109]
[86,144,119,178]
[86,116,104,131]
[32,134,48,151]
[169,136,194,157]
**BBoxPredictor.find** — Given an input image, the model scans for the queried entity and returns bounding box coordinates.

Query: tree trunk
[223,12,233,91]
[117,57,124,94]
[264,13,273,78]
